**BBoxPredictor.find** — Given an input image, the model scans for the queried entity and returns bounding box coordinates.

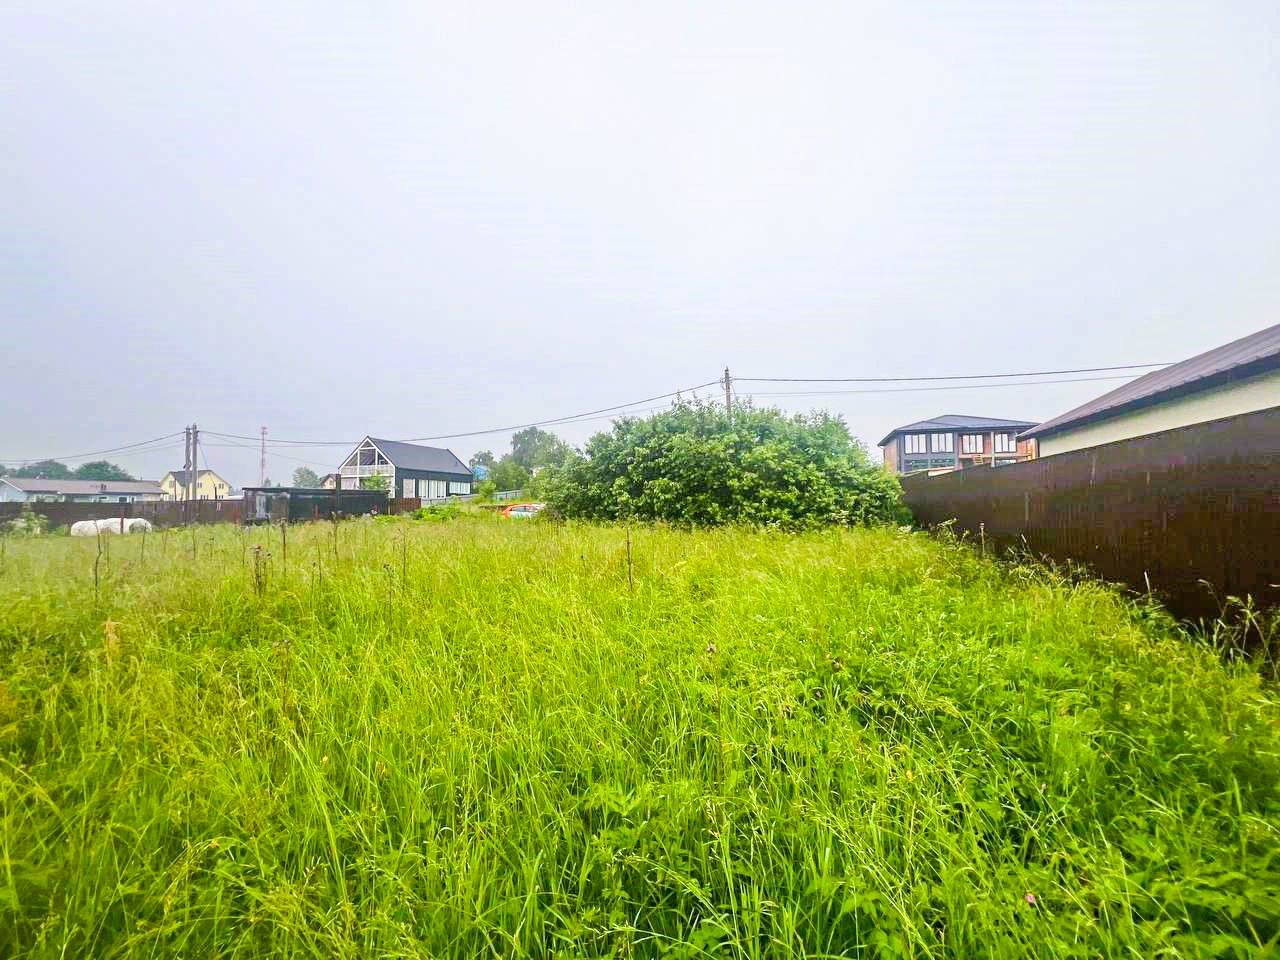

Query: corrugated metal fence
[900,407,1280,621]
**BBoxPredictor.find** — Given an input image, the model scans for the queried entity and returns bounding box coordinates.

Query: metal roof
[1,478,163,495]
[878,415,1037,447]
[367,438,470,475]
[1022,323,1280,440]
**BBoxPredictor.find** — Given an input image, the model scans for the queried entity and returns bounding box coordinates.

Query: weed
[0,523,1277,958]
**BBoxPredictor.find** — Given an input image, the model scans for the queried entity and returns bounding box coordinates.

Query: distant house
[337,437,473,500]
[0,477,164,504]
[319,472,343,490]
[1023,323,1280,458]
[879,415,1037,474]
[160,469,233,501]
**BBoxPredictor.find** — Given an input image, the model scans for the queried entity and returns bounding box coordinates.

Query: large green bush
[545,400,908,527]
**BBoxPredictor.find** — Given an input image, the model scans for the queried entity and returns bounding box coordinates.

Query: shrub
[544,400,908,528]
[2,505,48,537]
[414,503,463,522]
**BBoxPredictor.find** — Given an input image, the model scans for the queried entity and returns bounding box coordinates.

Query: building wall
[162,473,232,501]
[0,484,28,503]
[882,440,899,472]
[1038,368,1280,457]
[394,468,472,500]
[883,428,1034,474]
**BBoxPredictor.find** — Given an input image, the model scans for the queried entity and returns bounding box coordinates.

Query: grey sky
[3,1,1277,486]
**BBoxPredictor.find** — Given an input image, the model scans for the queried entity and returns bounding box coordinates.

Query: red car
[500,502,546,519]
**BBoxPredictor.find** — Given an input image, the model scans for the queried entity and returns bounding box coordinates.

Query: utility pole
[183,425,192,506]
[190,423,199,506]
[260,426,267,487]
[722,366,732,415]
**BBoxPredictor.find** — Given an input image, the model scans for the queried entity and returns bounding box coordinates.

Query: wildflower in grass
[1025,893,1037,905]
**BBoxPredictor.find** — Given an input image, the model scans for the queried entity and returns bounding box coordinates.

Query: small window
[961,434,983,454]
[448,481,470,495]
[903,434,927,454]
[402,478,415,498]
[930,433,953,453]
[994,433,1017,453]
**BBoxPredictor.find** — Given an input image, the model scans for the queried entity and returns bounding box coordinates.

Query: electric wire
[741,373,1138,398]
[2,362,1164,465]
[735,362,1169,384]
[0,432,186,465]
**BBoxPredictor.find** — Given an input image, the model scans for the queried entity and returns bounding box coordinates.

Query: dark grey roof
[878,415,1036,447]
[1023,323,1280,439]
[367,438,470,475]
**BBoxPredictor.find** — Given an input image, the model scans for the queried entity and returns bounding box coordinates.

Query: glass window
[930,433,954,453]
[903,434,927,454]
[448,481,470,495]
[994,433,1017,453]
[402,478,415,498]
[961,434,983,454]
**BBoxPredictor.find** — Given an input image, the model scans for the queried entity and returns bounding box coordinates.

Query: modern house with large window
[337,437,473,500]
[879,415,1037,474]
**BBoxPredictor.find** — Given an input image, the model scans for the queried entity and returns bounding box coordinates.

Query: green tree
[12,459,73,479]
[469,450,497,471]
[490,458,531,492]
[510,427,571,472]
[73,460,134,481]
[543,400,908,528]
[361,473,389,492]
[292,467,321,488]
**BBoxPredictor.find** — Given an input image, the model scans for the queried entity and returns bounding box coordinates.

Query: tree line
[0,459,137,481]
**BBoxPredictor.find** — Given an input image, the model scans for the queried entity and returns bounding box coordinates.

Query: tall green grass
[1,518,1277,957]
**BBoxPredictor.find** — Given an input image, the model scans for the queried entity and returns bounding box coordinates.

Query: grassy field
[1,516,1278,958]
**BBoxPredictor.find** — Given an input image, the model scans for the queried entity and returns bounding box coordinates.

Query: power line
[735,362,1168,384]
[741,373,1140,398]
[201,378,725,447]
[0,431,185,465]
[0,362,1165,466]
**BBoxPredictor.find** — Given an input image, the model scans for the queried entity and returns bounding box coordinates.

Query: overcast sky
[2,1,1277,485]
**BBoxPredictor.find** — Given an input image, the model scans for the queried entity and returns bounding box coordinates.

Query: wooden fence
[900,407,1280,622]
[0,499,242,529]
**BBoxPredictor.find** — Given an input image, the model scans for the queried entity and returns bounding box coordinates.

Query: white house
[1023,323,1280,458]
[0,478,165,504]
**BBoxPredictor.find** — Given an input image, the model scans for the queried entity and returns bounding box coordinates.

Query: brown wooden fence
[0,499,242,529]
[900,407,1280,622]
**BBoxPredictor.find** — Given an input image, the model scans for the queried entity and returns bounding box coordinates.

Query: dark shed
[242,486,389,523]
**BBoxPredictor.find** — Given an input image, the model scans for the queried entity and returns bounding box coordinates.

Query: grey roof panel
[1023,323,1280,439]
[878,414,1037,447]
[368,438,470,475]
[2,478,163,495]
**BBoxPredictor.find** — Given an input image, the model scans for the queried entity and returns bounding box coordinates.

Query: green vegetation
[291,467,322,488]
[1,520,1278,958]
[473,426,573,494]
[359,472,388,492]
[3,459,135,480]
[547,401,907,528]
